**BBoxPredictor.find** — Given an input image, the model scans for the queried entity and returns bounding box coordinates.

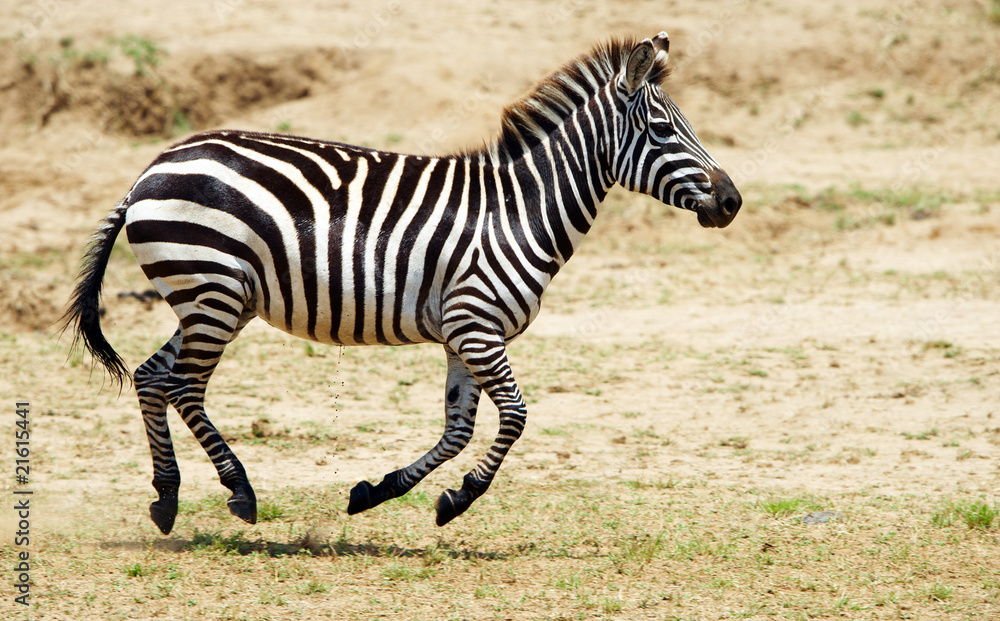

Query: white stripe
[339,157,368,342]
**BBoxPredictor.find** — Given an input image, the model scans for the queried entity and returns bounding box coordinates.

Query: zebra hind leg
[136,327,184,534]
[163,302,258,527]
[348,347,482,514]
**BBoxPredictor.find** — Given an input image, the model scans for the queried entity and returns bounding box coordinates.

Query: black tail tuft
[60,201,133,391]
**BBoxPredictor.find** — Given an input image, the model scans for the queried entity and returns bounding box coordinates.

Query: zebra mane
[469,36,670,164]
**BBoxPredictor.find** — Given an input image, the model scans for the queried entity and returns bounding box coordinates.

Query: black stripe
[163,282,245,307]
[326,157,360,342]
[179,312,235,332]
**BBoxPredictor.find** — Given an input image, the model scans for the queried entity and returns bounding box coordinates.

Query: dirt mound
[0,273,63,332]
[0,38,361,142]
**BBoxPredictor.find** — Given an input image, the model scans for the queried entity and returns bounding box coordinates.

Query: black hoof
[150,496,178,535]
[435,488,472,527]
[347,480,375,515]
[227,486,257,524]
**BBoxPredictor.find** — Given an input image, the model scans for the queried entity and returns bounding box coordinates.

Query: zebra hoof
[347,480,375,515]
[434,488,471,526]
[149,497,178,535]
[227,487,257,525]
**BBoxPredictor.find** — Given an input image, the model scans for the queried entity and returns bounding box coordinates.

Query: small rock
[800,510,843,525]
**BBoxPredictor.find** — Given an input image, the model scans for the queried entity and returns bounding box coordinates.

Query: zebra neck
[491,125,614,272]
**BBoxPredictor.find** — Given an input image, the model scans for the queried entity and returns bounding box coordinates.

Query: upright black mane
[466,36,670,164]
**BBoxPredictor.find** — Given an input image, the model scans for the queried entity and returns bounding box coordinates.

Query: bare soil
[1,1,999,619]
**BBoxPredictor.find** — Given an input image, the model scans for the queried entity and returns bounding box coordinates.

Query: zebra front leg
[136,328,184,534]
[348,347,482,514]
[435,334,527,526]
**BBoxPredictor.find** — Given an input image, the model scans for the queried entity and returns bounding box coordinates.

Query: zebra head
[612,33,741,228]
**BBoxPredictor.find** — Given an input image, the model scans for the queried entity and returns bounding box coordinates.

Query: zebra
[63,32,741,534]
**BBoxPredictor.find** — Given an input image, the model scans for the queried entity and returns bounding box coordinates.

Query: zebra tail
[60,199,133,390]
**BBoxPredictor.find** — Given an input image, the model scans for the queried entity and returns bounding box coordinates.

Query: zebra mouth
[696,208,718,228]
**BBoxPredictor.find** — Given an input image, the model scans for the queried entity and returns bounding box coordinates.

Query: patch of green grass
[385,490,432,509]
[609,533,665,574]
[297,580,330,594]
[988,0,1000,24]
[123,562,148,577]
[631,426,659,439]
[847,110,868,126]
[475,584,503,598]
[932,499,998,530]
[957,501,998,529]
[113,34,163,76]
[758,496,823,518]
[622,478,679,490]
[380,562,438,582]
[540,426,569,435]
[720,436,750,449]
[903,428,939,440]
[257,499,285,522]
[924,581,954,602]
[189,530,260,555]
[601,596,625,613]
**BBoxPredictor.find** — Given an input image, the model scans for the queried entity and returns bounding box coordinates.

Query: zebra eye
[649,120,672,136]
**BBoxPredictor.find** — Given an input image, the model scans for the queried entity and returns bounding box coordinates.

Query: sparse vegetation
[3,2,1000,619]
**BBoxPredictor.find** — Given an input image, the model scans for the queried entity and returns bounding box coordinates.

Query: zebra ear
[624,39,656,94]
[651,31,669,65]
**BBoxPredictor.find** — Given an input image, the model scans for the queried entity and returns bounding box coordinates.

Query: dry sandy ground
[0,0,999,619]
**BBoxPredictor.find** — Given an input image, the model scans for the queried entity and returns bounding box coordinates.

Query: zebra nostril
[721,192,741,216]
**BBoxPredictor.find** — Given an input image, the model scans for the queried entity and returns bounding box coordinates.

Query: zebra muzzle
[698,169,742,228]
